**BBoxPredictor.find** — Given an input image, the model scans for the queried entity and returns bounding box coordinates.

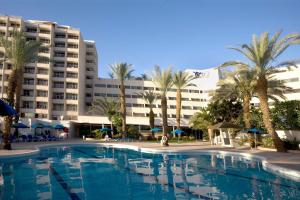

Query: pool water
[0,145,299,200]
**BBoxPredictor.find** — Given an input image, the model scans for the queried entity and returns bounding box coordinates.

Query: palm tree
[219,31,300,152]
[140,90,157,130]
[152,66,173,137]
[0,30,41,150]
[173,70,196,129]
[89,98,119,135]
[110,63,134,137]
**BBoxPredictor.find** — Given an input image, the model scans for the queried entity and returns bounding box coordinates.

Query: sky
[1,0,300,77]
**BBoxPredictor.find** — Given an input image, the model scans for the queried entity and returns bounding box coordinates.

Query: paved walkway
[0,139,300,176]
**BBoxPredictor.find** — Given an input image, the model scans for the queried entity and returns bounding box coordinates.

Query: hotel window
[86,93,92,97]
[0,22,6,26]
[53,92,64,99]
[10,22,20,28]
[53,103,64,111]
[54,61,65,67]
[39,29,50,34]
[133,113,145,117]
[66,72,78,78]
[94,93,106,97]
[68,34,79,39]
[54,51,65,57]
[68,43,78,48]
[131,95,138,98]
[125,94,131,98]
[126,103,132,107]
[95,84,106,88]
[107,93,119,98]
[193,106,202,110]
[23,78,34,85]
[26,27,37,33]
[37,79,48,85]
[182,98,189,101]
[182,106,192,110]
[125,85,130,89]
[53,81,64,88]
[169,105,176,109]
[171,114,176,118]
[39,47,49,53]
[23,90,34,97]
[87,67,94,72]
[168,97,176,100]
[66,104,77,111]
[131,86,142,90]
[86,76,93,79]
[55,33,66,38]
[0,75,2,81]
[38,56,49,64]
[36,102,47,109]
[66,82,78,89]
[107,84,119,88]
[37,90,48,97]
[189,89,199,93]
[183,115,192,119]
[0,64,2,69]
[6,63,12,69]
[191,98,200,102]
[86,44,93,48]
[67,62,78,68]
[181,89,188,93]
[22,101,33,109]
[55,42,65,48]
[144,87,154,90]
[86,52,93,56]
[86,84,92,88]
[86,60,94,64]
[53,71,65,78]
[281,77,299,83]
[67,52,78,58]
[40,38,50,44]
[66,93,78,100]
[167,88,176,92]
[24,67,35,74]
[26,37,36,41]
[37,68,48,75]
[35,113,48,118]
[132,104,144,108]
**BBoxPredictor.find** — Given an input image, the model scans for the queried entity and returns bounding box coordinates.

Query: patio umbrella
[43,124,52,129]
[172,129,184,135]
[0,99,17,116]
[247,128,264,148]
[31,123,44,129]
[150,128,162,133]
[12,122,29,128]
[99,128,112,132]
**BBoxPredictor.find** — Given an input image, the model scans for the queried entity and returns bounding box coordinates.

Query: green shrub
[112,133,122,139]
[237,137,249,146]
[94,130,104,139]
[261,137,275,148]
[127,125,141,139]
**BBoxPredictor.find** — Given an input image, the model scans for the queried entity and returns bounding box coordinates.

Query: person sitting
[104,134,111,141]
[161,135,169,146]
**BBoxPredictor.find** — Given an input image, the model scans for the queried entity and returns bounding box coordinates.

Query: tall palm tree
[110,63,134,137]
[173,71,196,129]
[89,98,119,135]
[140,90,157,130]
[152,66,173,137]
[0,30,41,150]
[219,31,300,152]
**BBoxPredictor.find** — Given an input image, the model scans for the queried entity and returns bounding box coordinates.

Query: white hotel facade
[1,16,300,137]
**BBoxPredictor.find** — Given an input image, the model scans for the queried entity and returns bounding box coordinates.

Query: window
[39,47,49,53]
[36,102,47,109]
[66,104,77,111]
[6,64,12,69]
[23,78,34,85]
[168,97,176,100]
[39,29,50,34]
[22,101,33,109]
[53,71,65,78]
[133,113,145,117]
[10,22,20,27]
[26,37,36,41]
[23,90,34,97]
[30,81,43,91]
[86,52,93,56]
[183,115,192,119]
[66,82,78,89]
[107,93,119,98]
[280,77,299,83]
[53,81,64,88]
[54,61,65,67]
[68,43,78,48]
[35,113,48,118]
[132,104,144,108]
[182,106,192,110]
[86,93,92,97]
[86,84,92,88]
[86,44,93,48]
[67,62,78,68]
[181,89,189,93]
[37,68,48,75]
[86,60,94,64]
[37,90,48,97]
[189,89,199,93]
[53,103,64,111]
[54,51,65,57]
[144,87,154,90]
[24,67,35,74]
[107,84,119,88]
[55,33,66,38]
[131,86,142,90]
[67,52,78,58]
[0,22,6,26]
[94,93,106,97]
[193,106,202,110]
[86,76,93,79]
[66,72,78,78]
[26,27,37,33]
[182,98,189,101]
[53,92,64,99]
[169,105,176,109]
[68,34,79,39]
[167,88,176,92]
[66,93,78,100]
[191,98,200,102]
[55,42,65,48]
[40,38,50,44]
[38,56,49,64]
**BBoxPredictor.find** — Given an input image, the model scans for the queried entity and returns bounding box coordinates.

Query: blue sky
[1,0,300,77]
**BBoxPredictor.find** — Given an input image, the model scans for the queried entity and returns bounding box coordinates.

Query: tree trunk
[161,95,168,136]
[176,89,181,130]
[243,95,254,147]
[208,128,213,146]
[149,108,154,129]
[120,82,126,138]
[110,122,114,137]
[257,76,286,152]
[14,69,23,137]
[2,69,17,150]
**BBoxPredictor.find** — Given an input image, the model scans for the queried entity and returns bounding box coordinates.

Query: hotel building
[1,15,300,137]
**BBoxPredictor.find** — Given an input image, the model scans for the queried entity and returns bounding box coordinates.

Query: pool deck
[1,139,300,179]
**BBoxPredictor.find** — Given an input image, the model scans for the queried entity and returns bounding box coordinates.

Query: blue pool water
[0,145,299,200]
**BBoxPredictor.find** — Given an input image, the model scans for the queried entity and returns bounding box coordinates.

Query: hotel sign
[193,71,209,78]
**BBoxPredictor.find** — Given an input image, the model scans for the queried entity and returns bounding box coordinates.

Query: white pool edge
[1,142,300,182]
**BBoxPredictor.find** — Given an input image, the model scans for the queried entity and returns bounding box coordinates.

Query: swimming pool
[0,145,299,200]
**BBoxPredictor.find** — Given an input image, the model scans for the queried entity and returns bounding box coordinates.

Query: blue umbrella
[0,99,17,116]
[248,128,263,134]
[150,128,162,133]
[12,122,29,128]
[99,128,112,132]
[172,129,184,135]
[43,124,52,128]
[53,124,64,129]
[31,123,44,129]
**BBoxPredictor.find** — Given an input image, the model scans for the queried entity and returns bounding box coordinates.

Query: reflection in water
[0,146,299,200]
